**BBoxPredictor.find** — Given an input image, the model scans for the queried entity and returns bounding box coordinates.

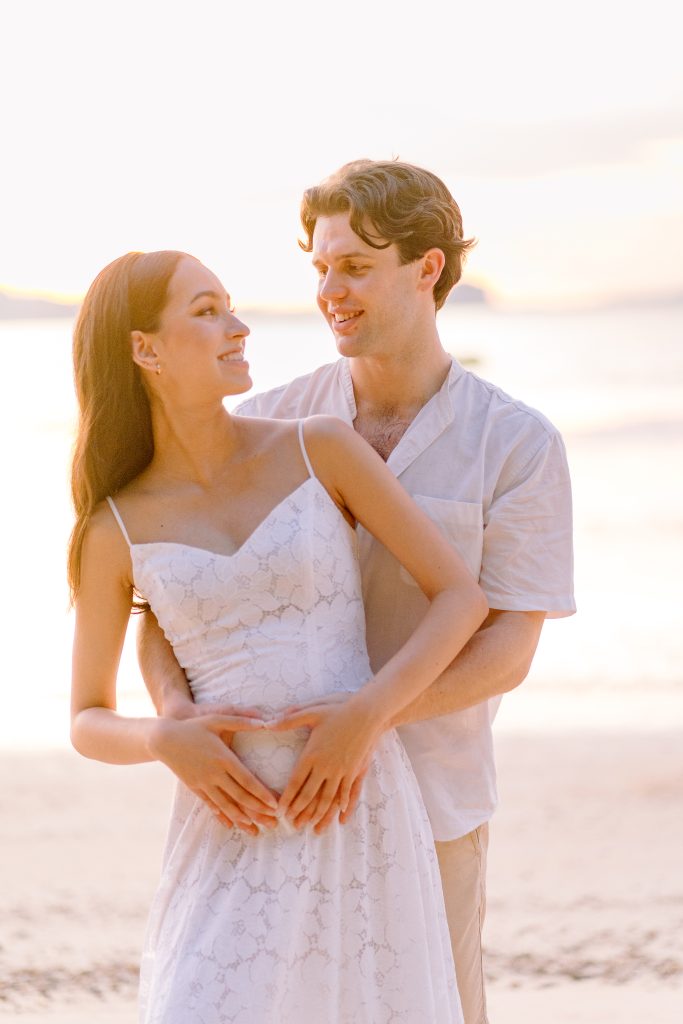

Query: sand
[1,732,681,1023]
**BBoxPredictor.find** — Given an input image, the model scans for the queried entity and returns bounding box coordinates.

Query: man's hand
[149,710,279,836]
[267,691,387,834]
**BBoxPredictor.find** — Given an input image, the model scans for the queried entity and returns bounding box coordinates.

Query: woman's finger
[293,782,328,829]
[212,808,234,829]
[218,750,279,810]
[265,709,318,732]
[191,787,235,830]
[307,780,340,830]
[205,714,267,733]
[216,775,279,817]
[313,790,343,834]
[287,772,326,823]
[339,772,366,824]
[277,693,348,717]
[204,784,252,825]
[213,703,265,719]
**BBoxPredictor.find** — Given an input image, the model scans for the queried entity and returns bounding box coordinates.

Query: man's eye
[347,264,367,274]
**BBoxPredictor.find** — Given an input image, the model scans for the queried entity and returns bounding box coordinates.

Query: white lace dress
[107,426,461,1024]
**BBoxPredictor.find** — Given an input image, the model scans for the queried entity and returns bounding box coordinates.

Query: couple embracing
[70,159,575,1023]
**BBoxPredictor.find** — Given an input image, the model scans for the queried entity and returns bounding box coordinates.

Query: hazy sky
[2,0,681,308]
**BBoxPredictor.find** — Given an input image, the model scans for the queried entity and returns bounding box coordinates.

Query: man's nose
[319,272,346,302]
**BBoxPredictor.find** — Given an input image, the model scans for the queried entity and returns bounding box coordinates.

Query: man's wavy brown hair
[299,159,475,310]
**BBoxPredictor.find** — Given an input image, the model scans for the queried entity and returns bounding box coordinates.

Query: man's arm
[137,611,195,716]
[390,608,544,727]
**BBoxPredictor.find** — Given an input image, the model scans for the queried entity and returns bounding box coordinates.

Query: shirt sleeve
[479,429,576,617]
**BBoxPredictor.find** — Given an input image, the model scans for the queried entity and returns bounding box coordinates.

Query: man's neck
[349,342,452,417]
[348,336,452,460]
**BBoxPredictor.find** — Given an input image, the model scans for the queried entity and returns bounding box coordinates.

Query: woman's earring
[155,363,161,375]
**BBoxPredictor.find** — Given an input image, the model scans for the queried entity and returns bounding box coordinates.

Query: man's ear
[131,330,160,375]
[417,248,446,294]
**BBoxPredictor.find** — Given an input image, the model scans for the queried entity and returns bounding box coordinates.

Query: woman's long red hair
[67,250,185,601]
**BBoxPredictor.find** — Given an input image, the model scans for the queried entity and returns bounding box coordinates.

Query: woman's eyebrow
[188,289,224,305]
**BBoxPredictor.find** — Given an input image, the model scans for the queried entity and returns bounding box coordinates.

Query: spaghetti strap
[297,418,316,480]
[106,496,132,548]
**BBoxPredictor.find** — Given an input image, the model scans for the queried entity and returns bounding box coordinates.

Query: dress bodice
[127,476,372,713]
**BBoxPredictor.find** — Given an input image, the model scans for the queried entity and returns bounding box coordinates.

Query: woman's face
[144,256,252,401]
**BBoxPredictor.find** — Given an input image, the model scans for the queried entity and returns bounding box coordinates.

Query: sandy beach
[2,731,681,1023]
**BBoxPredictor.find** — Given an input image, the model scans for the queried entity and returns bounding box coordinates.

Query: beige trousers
[435,824,489,1024]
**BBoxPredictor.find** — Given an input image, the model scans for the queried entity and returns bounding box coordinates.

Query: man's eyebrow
[312,251,373,264]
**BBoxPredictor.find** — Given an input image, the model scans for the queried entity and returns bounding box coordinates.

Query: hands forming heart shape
[151,691,387,836]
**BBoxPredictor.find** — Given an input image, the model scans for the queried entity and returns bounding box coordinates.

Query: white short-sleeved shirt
[238,358,575,840]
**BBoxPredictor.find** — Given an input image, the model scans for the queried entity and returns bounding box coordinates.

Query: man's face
[311,212,423,359]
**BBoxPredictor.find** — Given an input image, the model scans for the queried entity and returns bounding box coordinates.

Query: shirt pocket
[398,496,484,584]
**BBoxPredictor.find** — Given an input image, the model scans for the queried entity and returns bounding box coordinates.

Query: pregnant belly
[231,727,310,794]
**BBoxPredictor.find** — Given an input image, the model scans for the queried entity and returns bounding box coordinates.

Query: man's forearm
[391,609,545,727]
[137,610,195,715]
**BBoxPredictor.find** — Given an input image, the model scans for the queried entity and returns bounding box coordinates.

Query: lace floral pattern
[132,477,461,1022]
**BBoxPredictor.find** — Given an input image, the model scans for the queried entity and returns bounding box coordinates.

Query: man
[139,159,575,1023]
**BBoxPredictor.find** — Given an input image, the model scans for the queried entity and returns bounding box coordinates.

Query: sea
[3,302,682,748]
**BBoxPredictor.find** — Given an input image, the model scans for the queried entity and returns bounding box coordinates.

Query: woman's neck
[148,401,241,487]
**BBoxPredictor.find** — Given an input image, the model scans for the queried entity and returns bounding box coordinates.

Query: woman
[69,250,488,1023]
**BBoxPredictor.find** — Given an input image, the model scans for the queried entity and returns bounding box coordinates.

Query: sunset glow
[1,0,680,310]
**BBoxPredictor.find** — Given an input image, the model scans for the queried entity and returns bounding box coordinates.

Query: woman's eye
[199,307,216,316]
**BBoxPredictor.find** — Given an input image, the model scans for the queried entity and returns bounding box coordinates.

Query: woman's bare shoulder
[82,500,131,566]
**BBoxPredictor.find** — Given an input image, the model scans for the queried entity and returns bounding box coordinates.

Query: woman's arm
[272,416,489,829]
[70,509,158,763]
[70,508,278,833]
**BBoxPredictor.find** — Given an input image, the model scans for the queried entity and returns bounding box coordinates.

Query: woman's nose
[226,312,250,338]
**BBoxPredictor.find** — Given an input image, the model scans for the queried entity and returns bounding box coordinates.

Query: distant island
[446,283,488,305]
[0,291,79,320]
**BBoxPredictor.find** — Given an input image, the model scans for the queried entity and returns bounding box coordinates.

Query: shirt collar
[339,357,465,477]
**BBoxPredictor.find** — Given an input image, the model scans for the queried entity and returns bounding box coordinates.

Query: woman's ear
[131,330,161,375]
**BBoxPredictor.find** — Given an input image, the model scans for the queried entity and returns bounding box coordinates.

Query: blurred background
[0,1,681,1021]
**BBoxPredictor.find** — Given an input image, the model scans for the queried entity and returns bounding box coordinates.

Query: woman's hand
[149,712,279,836]
[267,691,390,834]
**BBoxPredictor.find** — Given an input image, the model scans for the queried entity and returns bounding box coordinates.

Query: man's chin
[333,334,368,359]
